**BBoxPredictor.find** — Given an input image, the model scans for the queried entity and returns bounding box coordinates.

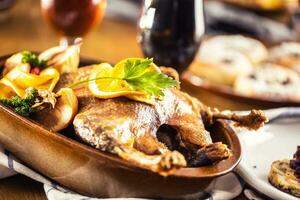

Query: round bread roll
[190,49,253,85]
[269,159,300,198]
[269,42,300,74]
[199,35,268,65]
[234,63,300,101]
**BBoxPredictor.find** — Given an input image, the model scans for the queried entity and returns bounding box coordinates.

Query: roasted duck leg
[56,66,267,174]
[160,67,267,131]
[200,107,267,130]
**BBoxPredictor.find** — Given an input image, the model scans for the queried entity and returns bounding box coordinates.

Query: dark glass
[41,0,106,45]
[138,0,205,73]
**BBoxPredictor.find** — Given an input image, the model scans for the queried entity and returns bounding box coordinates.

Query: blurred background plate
[182,71,300,109]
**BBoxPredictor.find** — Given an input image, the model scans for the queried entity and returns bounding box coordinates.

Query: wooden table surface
[0,1,271,200]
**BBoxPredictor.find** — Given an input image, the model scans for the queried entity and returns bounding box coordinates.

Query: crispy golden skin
[56,66,266,174]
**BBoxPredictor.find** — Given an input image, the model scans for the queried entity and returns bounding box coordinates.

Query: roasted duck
[56,65,267,174]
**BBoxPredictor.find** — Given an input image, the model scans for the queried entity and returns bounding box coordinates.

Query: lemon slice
[113,57,161,75]
[88,58,165,104]
[88,57,169,104]
[114,58,160,104]
[88,63,145,99]
[0,64,60,98]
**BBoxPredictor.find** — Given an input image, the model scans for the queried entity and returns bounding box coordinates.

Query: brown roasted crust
[133,134,167,155]
[269,160,300,198]
[231,109,268,130]
[55,66,267,173]
[199,142,232,162]
[201,108,268,131]
[185,142,232,167]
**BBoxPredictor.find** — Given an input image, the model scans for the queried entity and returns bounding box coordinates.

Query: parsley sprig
[123,58,178,96]
[69,58,179,98]
[21,51,48,68]
[0,88,38,116]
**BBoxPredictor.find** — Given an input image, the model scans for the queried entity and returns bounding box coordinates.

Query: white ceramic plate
[236,110,300,200]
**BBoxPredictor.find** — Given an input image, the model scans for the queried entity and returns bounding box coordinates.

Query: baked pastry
[191,49,253,85]
[269,42,300,74]
[268,146,300,198]
[269,160,300,198]
[222,0,298,10]
[234,63,300,101]
[199,35,268,65]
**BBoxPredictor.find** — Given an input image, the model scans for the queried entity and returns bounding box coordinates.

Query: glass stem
[59,36,76,47]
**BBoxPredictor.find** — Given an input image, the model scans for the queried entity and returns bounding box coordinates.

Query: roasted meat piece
[56,66,267,174]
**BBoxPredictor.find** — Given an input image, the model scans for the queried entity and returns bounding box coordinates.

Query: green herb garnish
[122,58,178,97]
[0,88,38,116]
[21,51,48,68]
[69,58,179,98]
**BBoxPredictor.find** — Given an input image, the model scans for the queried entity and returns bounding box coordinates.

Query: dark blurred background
[0,0,298,61]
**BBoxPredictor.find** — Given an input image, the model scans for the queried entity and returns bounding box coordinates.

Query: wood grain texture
[0,175,46,200]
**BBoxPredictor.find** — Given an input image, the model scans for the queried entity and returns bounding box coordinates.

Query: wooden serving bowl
[0,55,241,199]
